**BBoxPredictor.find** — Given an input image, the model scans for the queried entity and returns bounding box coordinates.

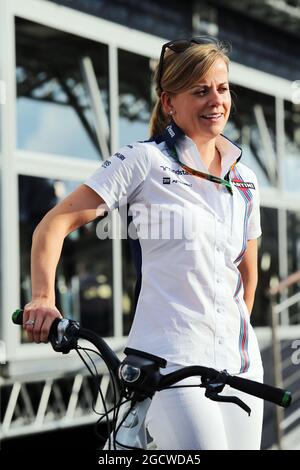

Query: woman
[23,37,264,449]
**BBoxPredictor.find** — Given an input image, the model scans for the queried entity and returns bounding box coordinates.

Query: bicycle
[12,309,292,450]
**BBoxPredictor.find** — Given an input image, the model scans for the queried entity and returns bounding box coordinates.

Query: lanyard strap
[169,146,236,195]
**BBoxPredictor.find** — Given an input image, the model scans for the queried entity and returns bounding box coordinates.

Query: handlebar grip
[12,308,61,339]
[227,374,291,408]
[12,309,23,325]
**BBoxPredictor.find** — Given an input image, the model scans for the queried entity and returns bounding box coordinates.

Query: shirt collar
[158,120,242,179]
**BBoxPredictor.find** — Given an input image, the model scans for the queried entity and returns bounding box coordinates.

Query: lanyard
[169,146,236,195]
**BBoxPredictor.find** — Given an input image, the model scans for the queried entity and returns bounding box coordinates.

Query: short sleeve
[247,172,262,240]
[84,142,151,210]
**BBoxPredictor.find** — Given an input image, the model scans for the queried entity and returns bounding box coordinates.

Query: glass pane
[287,210,300,324]
[118,49,152,332]
[19,175,113,342]
[16,17,109,160]
[252,207,279,326]
[122,239,138,336]
[284,101,300,192]
[226,85,276,189]
[118,49,152,146]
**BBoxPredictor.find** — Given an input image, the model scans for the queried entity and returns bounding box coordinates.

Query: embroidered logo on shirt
[172,179,192,187]
[232,180,255,190]
[114,152,126,161]
[160,165,188,176]
[166,125,175,138]
[162,176,192,187]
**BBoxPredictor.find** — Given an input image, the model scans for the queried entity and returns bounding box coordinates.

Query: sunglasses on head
[157,36,218,92]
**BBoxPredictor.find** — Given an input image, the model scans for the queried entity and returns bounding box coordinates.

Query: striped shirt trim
[234,273,250,373]
[233,167,254,264]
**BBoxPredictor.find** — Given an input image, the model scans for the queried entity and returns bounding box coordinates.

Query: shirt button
[216,247,221,252]
[216,278,221,284]
[218,338,224,345]
[217,308,222,313]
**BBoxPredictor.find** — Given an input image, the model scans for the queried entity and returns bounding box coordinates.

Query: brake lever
[204,388,251,416]
[200,372,252,416]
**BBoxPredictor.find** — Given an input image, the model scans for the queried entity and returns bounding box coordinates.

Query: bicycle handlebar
[12,308,121,376]
[12,309,292,409]
[159,366,291,408]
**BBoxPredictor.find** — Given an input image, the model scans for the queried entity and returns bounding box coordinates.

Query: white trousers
[146,370,264,450]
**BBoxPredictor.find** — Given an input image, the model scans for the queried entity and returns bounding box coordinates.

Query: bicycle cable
[75,345,117,449]
[75,344,138,450]
[76,345,119,412]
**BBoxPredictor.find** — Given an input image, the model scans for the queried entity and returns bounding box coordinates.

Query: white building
[0,0,299,449]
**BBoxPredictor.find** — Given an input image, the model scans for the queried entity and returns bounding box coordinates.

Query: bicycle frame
[103,398,152,450]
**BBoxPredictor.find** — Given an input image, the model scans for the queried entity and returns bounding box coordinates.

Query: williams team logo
[232,180,255,192]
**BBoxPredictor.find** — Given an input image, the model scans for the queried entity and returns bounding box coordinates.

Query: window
[16,17,109,160]
[287,210,300,324]
[226,85,276,189]
[19,175,113,341]
[118,49,153,331]
[252,207,279,326]
[284,101,300,193]
[122,239,138,336]
[118,49,152,146]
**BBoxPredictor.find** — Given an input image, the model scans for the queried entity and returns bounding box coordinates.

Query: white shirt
[85,122,263,376]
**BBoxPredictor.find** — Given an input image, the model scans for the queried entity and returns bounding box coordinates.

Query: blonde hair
[149,40,231,137]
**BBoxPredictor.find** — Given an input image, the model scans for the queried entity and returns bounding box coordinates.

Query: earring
[169,110,173,115]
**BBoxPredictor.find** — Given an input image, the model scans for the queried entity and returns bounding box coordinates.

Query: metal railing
[0,360,112,440]
[269,271,300,449]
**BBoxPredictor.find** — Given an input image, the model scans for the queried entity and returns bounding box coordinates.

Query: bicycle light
[119,364,141,383]
[119,348,166,397]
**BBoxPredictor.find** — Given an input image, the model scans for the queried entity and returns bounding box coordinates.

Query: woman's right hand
[23,300,63,344]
